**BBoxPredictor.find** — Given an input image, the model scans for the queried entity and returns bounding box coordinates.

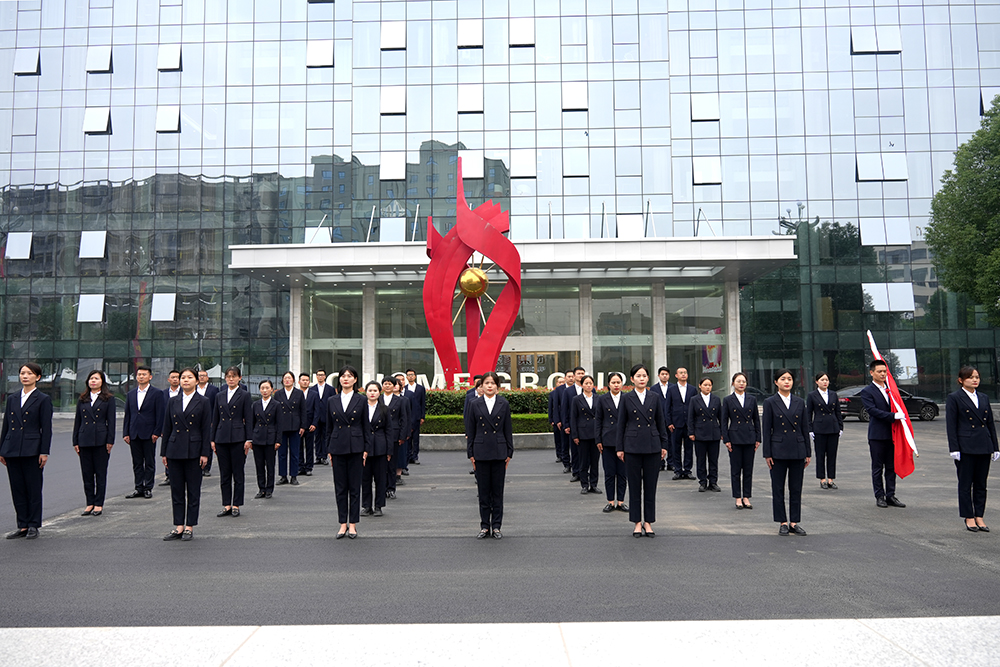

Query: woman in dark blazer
[616,364,670,538]
[687,377,723,493]
[806,372,844,489]
[595,372,627,512]
[1,362,53,540]
[160,367,212,541]
[465,372,513,539]
[327,365,367,539]
[721,372,761,510]
[250,380,281,499]
[762,368,811,536]
[274,371,308,486]
[946,365,1000,532]
[211,366,253,517]
[362,380,392,517]
[383,376,409,500]
[570,375,601,495]
[73,370,116,517]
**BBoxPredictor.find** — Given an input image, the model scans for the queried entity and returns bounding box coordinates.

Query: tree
[925,95,1000,324]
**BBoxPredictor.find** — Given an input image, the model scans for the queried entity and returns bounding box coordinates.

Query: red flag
[866,331,917,478]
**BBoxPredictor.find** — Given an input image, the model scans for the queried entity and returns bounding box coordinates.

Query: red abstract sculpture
[424,157,522,388]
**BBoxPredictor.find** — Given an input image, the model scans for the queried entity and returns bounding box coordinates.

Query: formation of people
[1,359,997,540]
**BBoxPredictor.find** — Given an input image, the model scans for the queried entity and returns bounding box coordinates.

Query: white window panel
[563,147,589,177]
[379,152,406,180]
[86,46,112,73]
[509,215,537,240]
[157,44,181,71]
[458,19,484,48]
[83,107,111,134]
[887,283,915,311]
[305,226,332,244]
[884,217,912,245]
[509,18,535,47]
[4,232,32,259]
[458,150,484,178]
[13,49,40,75]
[692,157,722,185]
[306,40,334,68]
[155,105,180,133]
[856,153,883,181]
[562,82,588,111]
[381,22,406,50]
[861,283,890,312]
[851,26,877,54]
[983,88,1000,114]
[617,214,645,239]
[77,294,106,323]
[881,153,908,181]
[457,84,484,113]
[380,86,406,115]
[564,215,589,239]
[510,149,536,177]
[859,218,887,246]
[875,26,902,53]
[690,93,720,121]
[150,293,177,322]
[79,231,107,258]
[379,218,406,242]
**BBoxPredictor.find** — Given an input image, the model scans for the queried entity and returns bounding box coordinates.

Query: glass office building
[1,0,998,409]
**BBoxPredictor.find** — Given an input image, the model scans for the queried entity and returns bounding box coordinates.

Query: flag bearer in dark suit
[1,363,53,539]
[946,366,1000,532]
[274,371,307,487]
[595,372,628,512]
[548,376,568,471]
[73,370,116,517]
[309,369,333,466]
[298,373,317,476]
[361,381,392,517]
[859,359,907,508]
[616,364,670,538]
[196,371,220,476]
[688,377,723,493]
[570,375,601,495]
[404,368,427,466]
[762,369,811,536]
[123,366,163,499]
[721,372,761,510]
[250,380,280,499]
[328,366,367,539]
[665,368,695,480]
[382,377,408,499]
[465,372,513,539]
[161,368,212,541]
[211,367,253,518]
[806,373,844,490]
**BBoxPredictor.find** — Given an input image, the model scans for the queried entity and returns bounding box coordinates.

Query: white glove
[838,430,843,437]
[894,412,906,420]
[993,451,1000,462]
[950,451,961,461]
[809,432,814,440]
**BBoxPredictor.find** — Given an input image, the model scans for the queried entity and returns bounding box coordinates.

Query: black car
[837,385,939,422]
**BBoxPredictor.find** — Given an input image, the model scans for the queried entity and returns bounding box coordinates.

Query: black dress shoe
[303,470,312,476]
[412,459,420,465]
[144,490,152,499]
[469,469,476,474]
[570,474,580,482]
[588,487,601,494]
[5,529,27,539]
[254,491,266,499]
[202,470,211,477]
[492,529,502,539]
[276,476,288,485]
[81,509,93,516]
[821,481,829,489]
[158,479,170,486]
[708,484,722,492]
[386,490,396,499]
[886,496,906,508]
[125,490,143,499]
[580,487,589,494]
[477,529,490,539]
[735,503,744,510]
[563,466,572,473]
[217,508,232,517]
[966,524,979,532]
[181,529,193,541]
[347,531,358,539]
[744,501,753,510]
[977,524,990,532]
[336,530,347,539]
[231,508,240,517]
[163,530,183,541]
[264,492,273,499]
[698,484,708,492]
[828,482,838,489]
[779,524,790,536]
[603,503,615,513]
[666,464,674,471]
[290,477,299,486]
[789,524,807,535]
[361,507,374,516]
[672,473,684,480]
[401,470,409,476]
[876,497,888,508]
[645,529,655,538]
[373,508,383,517]
[633,529,642,538]
[92,510,102,517]
[617,503,629,512]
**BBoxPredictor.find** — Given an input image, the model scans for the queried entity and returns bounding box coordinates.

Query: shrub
[422,413,552,434]
[426,389,550,415]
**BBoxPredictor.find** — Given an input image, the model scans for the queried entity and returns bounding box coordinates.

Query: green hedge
[426,389,550,416]
[422,413,552,434]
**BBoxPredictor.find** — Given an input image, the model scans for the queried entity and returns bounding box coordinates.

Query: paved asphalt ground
[1,417,998,629]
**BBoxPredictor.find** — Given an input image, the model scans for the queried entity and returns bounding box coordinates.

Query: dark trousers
[204,449,213,474]
[728,443,755,498]
[956,454,991,518]
[332,452,363,524]
[315,423,328,461]
[552,425,564,463]
[362,454,388,510]
[387,442,401,491]
[128,437,156,492]
[695,439,720,485]
[216,442,246,506]
[300,429,314,473]
[278,431,301,478]
[869,439,896,499]
[626,452,660,523]
[578,438,600,489]
[770,458,804,523]
[601,446,627,501]
[251,444,276,493]
[5,456,43,529]
[474,459,506,530]
[671,426,692,473]
[567,431,580,475]
[167,458,203,527]
[814,433,839,479]
[397,437,409,472]
[408,424,421,463]
[78,446,110,506]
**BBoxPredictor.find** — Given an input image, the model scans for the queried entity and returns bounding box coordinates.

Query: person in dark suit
[616,364,670,538]
[250,380,281,499]
[382,376,408,500]
[161,368,212,541]
[361,381,392,517]
[721,372,761,510]
[465,372,513,539]
[308,369,334,467]
[665,367,695,481]
[393,373,410,482]
[688,377,723,493]
[946,366,999,532]
[595,372,628,512]
[274,371,307,486]
[158,370,181,488]
[654,367,672,470]
[211,367,253,517]
[806,372,844,490]
[196,370,220,476]
[463,376,484,476]
[560,368,585,482]
[859,359,907,508]
[73,370,116,516]
[570,375,601,495]
[298,373,317,477]
[328,365,367,539]
[762,369,811,536]
[123,366,163,499]
[404,368,427,466]
[548,376,568,471]
[1,362,53,539]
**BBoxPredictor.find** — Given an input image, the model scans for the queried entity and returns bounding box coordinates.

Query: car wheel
[859,407,870,423]
[919,405,936,421]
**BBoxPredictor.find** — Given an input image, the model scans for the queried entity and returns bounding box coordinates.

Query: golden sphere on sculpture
[459,267,489,298]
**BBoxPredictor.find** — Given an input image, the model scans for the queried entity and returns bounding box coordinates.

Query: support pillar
[651,280,666,372]
[580,282,593,372]
[725,280,742,380]
[362,285,376,382]
[289,286,303,374]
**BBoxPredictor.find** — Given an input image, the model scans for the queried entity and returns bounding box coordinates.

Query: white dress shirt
[182,391,195,411]
[611,393,621,409]
[227,387,238,403]
[701,392,711,407]
[20,388,35,407]
[634,389,646,405]
[197,384,207,395]
[873,382,890,406]
[963,387,979,408]
[136,385,148,410]
[340,390,354,411]
[90,391,100,405]
[368,403,377,420]
[169,387,180,398]
[383,394,392,406]
[677,384,688,402]
[734,392,745,407]
[780,393,791,410]
[585,394,593,409]
[261,397,271,411]
[484,395,496,414]
[819,388,829,404]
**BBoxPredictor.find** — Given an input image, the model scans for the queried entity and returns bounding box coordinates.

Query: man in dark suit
[547,376,568,471]
[308,369,333,466]
[123,365,164,499]
[298,373,318,476]
[403,368,426,469]
[196,370,220,476]
[859,359,907,508]
[159,370,182,487]
[560,368,584,481]
[665,367,695,480]
[654,366,672,470]
[464,376,484,475]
